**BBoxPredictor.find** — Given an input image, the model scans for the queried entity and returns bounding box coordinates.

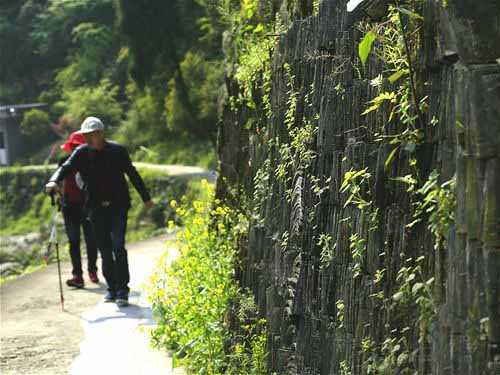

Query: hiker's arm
[122,148,151,203]
[58,155,69,167]
[49,149,80,184]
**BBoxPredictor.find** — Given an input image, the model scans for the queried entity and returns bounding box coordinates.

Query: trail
[1,235,182,375]
[1,162,207,374]
[7,163,216,182]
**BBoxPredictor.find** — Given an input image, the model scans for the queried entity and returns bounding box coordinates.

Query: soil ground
[1,235,181,375]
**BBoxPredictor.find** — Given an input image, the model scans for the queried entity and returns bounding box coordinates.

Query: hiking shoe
[116,290,129,307]
[88,271,99,283]
[104,291,116,303]
[66,276,84,288]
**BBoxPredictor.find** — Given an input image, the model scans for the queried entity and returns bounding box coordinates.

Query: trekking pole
[46,191,65,311]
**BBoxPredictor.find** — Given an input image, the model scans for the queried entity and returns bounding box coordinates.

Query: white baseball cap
[78,116,104,134]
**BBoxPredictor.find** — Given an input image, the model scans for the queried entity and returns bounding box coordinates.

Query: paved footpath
[1,235,182,375]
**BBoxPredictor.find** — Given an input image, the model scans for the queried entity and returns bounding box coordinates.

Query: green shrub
[20,109,50,137]
[0,167,54,236]
[165,51,223,139]
[114,83,166,150]
[55,23,115,88]
[62,79,123,126]
[148,179,267,374]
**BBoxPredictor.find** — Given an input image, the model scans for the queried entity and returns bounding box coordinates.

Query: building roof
[0,103,48,119]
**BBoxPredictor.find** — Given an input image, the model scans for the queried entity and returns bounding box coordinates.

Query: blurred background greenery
[1,0,225,168]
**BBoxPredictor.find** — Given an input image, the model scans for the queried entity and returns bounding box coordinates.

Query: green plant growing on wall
[252,159,271,225]
[358,30,377,67]
[227,291,268,374]
[311,175,331,197]
[317,233,336,270]
[384,258,435,371]
[360,256,436,374]
[466,304,489,352]
[283,62,298,130]
[359,4,427,172]
[392,257,436,323]
[224,0,278,131]
[376,334,413,374]
[276,142,293,184]
[312,0,320,16]
[360,336,378,374]
[280,230,290,250]
[349,233,367,279]
[373,268,385,286]
[276,70,319,185]
[346,3,457,373]
[291,122,317,162]
[235,34,274,112]
[340,168,372,210]
[340,359,352,375]
[270,68,319,206]
[336,298,345,329]
[408,170,456,250]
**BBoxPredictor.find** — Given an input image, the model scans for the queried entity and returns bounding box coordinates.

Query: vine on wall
[219,0,465,372]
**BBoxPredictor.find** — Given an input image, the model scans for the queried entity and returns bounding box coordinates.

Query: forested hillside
[1,0,222,166]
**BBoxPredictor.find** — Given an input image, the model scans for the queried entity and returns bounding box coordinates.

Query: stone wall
[216,0,500,373]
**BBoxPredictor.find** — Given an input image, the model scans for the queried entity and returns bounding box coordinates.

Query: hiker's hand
[45,181,59,194]
[145,200,155,209]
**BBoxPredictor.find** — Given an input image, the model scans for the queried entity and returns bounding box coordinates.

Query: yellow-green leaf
[358,31,377,67]
[362,91,396,115]
[253,24,264,33]
[388,69,407,83]
[397,7,424,20]
[385,146,399,170]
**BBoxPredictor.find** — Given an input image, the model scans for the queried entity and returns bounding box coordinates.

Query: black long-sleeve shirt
[49,141,151,210]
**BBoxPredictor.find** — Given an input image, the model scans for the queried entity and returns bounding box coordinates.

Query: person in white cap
[45,116,154,306]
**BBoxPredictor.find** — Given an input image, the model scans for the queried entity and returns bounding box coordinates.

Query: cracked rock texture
[216,0,500,374]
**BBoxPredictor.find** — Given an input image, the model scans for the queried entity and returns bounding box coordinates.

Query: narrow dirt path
[1,235,178,375]
[1,162,206,374]
[8,163,216,183]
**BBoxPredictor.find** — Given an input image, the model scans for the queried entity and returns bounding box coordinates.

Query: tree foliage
[165,51,223,139]
[117,0,202,85]
[20,108,50,137]
[63,79,123,126]
[1,0,225,165]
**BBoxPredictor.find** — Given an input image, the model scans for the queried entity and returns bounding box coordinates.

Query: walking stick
[45,192,65,312]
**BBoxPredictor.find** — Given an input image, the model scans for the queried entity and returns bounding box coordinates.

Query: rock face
[217,0,500,374]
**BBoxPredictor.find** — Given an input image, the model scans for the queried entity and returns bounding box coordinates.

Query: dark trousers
[62,204,98,277]
[91,206,129,293]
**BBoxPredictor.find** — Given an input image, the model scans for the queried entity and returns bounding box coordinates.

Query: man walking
[46,117,153,306]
